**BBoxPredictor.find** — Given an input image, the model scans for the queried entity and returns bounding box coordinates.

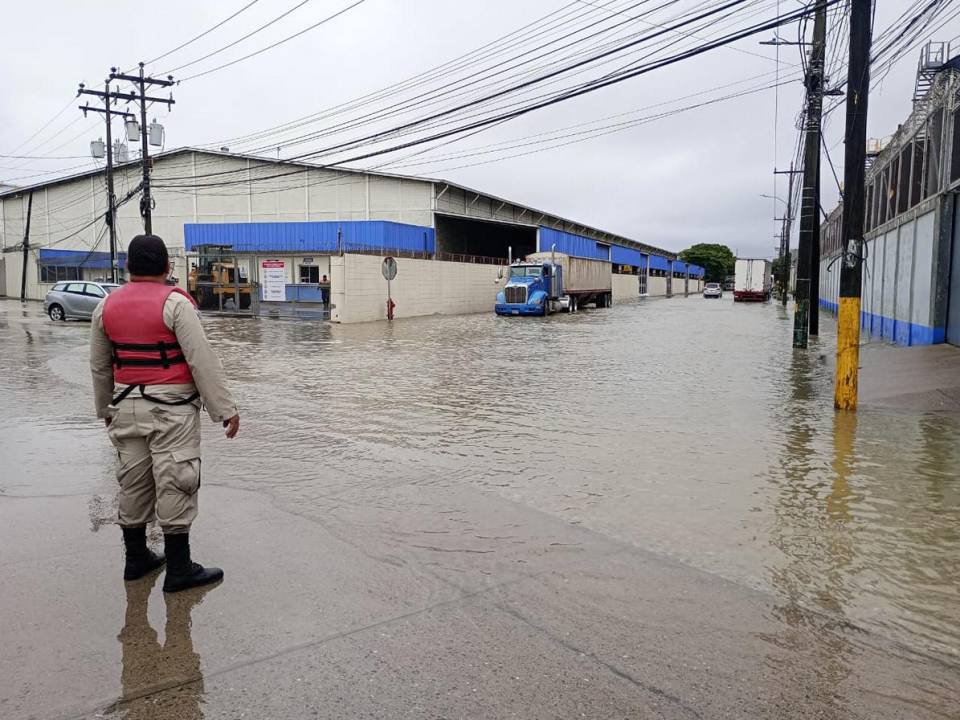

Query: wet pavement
[1,296,958,719]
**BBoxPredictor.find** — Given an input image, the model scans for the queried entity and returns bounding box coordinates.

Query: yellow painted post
[834,0,872,410]
[834,297,861,410]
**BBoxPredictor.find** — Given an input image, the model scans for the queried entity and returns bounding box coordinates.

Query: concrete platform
[1,483,957,720]
[860,342,960,412]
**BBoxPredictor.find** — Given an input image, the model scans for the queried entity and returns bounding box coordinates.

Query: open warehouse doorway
[435,214,537,263]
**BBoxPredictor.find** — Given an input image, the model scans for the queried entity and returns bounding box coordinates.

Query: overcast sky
[1,1,956,257]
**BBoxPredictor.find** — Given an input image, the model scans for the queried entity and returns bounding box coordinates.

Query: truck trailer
[495,250,612,316]
[733,258,772,302]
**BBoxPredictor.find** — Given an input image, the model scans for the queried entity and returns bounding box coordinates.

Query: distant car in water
[722,277,735,291]
[703,282,723,299]
[44,281,119,321]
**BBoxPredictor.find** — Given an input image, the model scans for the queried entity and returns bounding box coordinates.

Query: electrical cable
[143,0,264,67]
[161,0,787,185]
[2,97,77,156]
[160,0,316,75]
[156,0,832,191]
[197,0,775,162]
[176,0,369,82]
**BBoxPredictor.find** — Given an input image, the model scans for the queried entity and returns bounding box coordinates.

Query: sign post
[261,260,286,302]
[382,256,397,321]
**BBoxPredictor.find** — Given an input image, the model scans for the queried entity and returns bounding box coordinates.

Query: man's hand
[223,414,240,439]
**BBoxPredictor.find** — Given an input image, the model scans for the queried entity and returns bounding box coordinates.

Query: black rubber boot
[162,533,223,593]
[122,526,166,581]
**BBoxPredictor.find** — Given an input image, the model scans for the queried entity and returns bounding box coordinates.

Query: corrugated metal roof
[184,220,435,255]
[2,146,681,261]
[649,254,671,271]
[539,227,611,261]
[611,244,645,267]
[38,248,126,269]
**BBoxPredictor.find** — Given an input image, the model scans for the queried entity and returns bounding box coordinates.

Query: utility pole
[810,168,821,335]
[109,63,174,234]
[19,191,33,301]
[774,164,799,305]
[834,0,873,410]
[793,0,827,348]
[79,81,135,283]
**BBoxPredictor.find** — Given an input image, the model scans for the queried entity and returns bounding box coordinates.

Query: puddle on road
[1,296,958,661]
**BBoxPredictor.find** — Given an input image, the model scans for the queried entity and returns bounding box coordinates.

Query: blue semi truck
[495,251,613,316]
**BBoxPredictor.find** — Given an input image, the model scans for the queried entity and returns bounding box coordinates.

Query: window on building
[39,265,81,283]
[299,265,319,283]
[888,155,900,218]
[925,109,944,198]
[951,108,960,183]
[911,136,926,206]
[897,145,911,214]
[878,166,889,225]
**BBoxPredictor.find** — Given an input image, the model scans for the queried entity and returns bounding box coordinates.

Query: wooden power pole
[109,64,175,234]
[834,0,873,410]
[19,191,33,301]
[793,0,828,348]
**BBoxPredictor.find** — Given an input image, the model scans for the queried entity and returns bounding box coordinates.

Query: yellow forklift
[188,244,253,310]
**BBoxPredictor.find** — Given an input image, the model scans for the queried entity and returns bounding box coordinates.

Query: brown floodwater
[1,295,958,665]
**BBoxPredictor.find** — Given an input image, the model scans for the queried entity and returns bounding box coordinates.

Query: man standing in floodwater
[90,234,240,593]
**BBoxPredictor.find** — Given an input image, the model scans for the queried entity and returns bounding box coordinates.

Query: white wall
[332,253,504,323]
[611,273,638,302]
[0,151,437,300]
[820,209,942,345]
[647,276,667,297]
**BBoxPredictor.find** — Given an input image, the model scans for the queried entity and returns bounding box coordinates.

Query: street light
[759,193,788,207]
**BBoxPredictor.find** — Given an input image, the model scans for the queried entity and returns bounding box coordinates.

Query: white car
[703,282,723,299]
[44,281,120,321]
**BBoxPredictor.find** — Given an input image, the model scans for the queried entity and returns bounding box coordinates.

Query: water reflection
[1,298,957,662]
[765,372,860,715]
[106,575,213,719]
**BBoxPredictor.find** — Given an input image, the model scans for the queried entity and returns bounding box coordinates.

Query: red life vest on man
[102,282,197,387]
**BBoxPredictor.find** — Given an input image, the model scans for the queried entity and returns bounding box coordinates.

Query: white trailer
[526,251,612,312]
[733,258,772,302]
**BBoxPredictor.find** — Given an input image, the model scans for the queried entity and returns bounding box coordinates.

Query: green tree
[678,243,735,282]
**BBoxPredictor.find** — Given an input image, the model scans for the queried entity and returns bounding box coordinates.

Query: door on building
[948,197,960,345]
[0,258,5,296]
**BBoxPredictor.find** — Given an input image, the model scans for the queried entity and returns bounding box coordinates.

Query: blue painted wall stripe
[184,221,435,255]
[818,298,945,346]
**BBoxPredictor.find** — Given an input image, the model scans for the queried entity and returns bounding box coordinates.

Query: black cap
[126,234,169,276]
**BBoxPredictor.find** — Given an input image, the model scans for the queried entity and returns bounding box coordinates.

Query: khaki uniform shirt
[90,290,238,423]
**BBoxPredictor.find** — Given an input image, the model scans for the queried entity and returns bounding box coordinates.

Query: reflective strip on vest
[101,283,197,387]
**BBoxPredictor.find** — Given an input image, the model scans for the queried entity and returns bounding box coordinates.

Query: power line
[2,97,76,156]
[157,0,834,191]
[161,0,316,75]
[177,0,369,82]
[144,0,264,67]
[161,0,788,186]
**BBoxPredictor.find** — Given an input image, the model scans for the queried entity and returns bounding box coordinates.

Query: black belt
[111,384,200,406]
[111,340,186,369]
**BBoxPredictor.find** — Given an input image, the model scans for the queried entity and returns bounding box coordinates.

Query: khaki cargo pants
[107,397,202,534]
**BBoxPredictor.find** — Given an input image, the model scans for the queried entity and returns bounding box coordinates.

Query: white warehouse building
[0,148,703,322]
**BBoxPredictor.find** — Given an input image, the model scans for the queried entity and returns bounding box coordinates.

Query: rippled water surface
[1,296,958,661]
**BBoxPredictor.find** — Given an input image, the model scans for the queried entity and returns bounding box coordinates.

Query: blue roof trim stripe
[649,255,670,270]
[539,227,610,261]
[611,244,645,267]
[38,248,127,269]
[183,220,435,255]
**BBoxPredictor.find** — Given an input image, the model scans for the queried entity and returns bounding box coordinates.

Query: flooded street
[1,295,959,718]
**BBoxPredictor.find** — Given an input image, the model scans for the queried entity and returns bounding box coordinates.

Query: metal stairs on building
[912,41,949,109]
